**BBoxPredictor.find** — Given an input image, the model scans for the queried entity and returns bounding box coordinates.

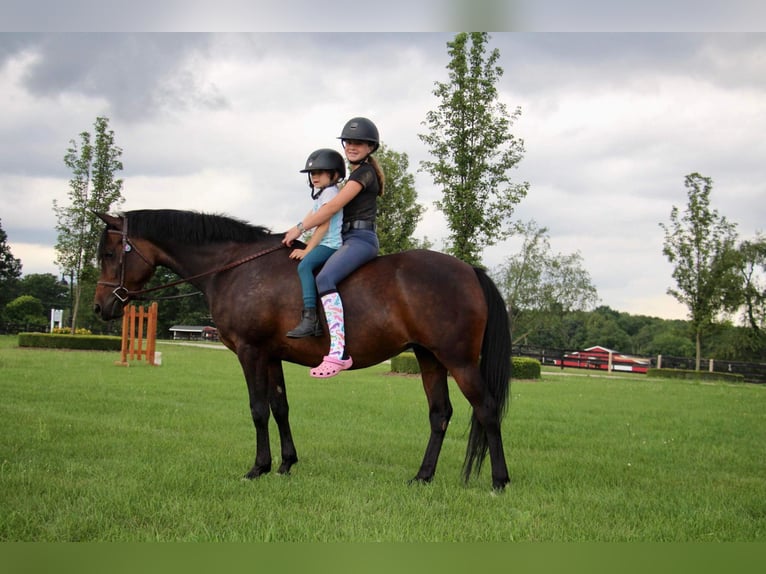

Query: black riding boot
[286,307,322,338]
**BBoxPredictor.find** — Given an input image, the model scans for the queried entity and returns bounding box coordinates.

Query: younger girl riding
[285,148,346,338]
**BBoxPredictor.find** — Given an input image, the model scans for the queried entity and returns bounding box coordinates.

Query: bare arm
[282,180,362,246]
[289,220,330,260]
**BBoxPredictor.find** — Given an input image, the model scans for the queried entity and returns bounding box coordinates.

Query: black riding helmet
[300,148,346,198]
[338,117,380,160]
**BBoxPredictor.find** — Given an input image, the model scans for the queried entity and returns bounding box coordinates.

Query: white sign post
[50,309,63,332]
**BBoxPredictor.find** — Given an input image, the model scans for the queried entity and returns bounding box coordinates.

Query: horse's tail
[463,266,512,483]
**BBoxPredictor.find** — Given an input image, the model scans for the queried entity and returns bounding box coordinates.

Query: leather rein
[97,221,286,303]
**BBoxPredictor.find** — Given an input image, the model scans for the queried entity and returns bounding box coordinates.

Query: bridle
[96,219,286,303]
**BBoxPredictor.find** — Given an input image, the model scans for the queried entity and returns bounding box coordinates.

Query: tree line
[1,259,759,365]
[0,33,763,365]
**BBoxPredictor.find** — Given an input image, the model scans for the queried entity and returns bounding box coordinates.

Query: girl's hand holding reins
[282,226,301,247]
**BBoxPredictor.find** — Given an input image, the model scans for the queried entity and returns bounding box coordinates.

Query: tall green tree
[54,116,124,332]
[375,144,428,255]
[0,218,23,319]
[419,32,528,265]
[659,172,739,370]
[494,220,598,345]
[727,234,766,358]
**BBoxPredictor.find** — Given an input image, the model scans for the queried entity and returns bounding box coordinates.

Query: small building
[169,325,219,341]
[554,345,651,373]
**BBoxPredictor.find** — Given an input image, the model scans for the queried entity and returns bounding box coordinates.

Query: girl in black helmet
[285,148,346,338]
[282,117,385,378]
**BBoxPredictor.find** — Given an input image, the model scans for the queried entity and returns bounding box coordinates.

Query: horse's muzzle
[93,296,126,321]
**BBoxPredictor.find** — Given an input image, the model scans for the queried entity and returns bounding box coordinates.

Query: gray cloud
[2,33,223,120]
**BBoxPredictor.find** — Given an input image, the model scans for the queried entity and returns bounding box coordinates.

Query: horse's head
[93,212,158,320]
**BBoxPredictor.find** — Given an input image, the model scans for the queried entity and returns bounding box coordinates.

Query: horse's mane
[124,209,272,245]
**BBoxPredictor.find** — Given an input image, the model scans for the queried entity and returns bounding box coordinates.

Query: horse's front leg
[238,345,272,478]
[267,359,298,474]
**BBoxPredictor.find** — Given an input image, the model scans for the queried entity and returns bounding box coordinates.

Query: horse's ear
[93,211,122,229]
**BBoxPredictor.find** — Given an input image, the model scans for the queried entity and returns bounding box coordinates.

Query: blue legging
[316,229,379,296]
[296,245,337,308]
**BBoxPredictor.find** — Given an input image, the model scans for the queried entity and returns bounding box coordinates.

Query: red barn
[554,346,650,374]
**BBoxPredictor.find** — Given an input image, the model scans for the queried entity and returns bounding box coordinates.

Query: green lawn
[1,335,764,541]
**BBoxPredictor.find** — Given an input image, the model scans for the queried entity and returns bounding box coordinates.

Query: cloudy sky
[1,30,764,320]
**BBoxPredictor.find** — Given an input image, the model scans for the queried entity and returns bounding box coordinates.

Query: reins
[130,243,286,301]
[98,223,286,303]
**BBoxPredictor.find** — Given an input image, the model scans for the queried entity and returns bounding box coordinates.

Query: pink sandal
[310,355,353,378]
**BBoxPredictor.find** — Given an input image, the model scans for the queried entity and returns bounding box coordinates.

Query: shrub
[390,352,420,374]
[18,332,121,351]
[647,367,745,384]
[512,357,541,379]
[390,352,540,380]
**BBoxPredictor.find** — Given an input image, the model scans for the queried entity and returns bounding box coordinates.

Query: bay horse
[93,209,512,490]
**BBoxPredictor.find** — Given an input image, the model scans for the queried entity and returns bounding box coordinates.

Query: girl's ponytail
[368,155,385,197]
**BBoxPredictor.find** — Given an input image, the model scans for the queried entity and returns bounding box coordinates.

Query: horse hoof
[244,464,272,479]
[408,476,433,486]
[277,461,297,475]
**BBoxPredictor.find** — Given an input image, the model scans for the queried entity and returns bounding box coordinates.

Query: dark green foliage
[512,357,541,379]
[390,352,420,374]
[390,352,539,380]
[0,218,23,319]
[18,332,121,351]
[375,144,427,255]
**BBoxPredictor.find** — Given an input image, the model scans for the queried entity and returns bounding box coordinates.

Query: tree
[374,144,428,255]
[726,234,766,359]
[5,295,45,331]
[0,218,23,324]
[494,220,598,346]
[144,268,211,339]
[496,220,549,331]
[659,173,739,370]
[732,234,766,333]
[419,32,529,266]
[583,307,632,351]
[54,117,124,332]
[16,273,69,326]
[644,331,696,358]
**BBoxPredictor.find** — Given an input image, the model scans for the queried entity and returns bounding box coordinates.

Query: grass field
[1,334,764,542]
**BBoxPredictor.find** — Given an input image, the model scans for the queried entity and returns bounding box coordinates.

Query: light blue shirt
[313,184,342,250]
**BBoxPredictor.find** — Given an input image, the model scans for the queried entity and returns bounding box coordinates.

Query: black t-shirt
[343,162,379,223]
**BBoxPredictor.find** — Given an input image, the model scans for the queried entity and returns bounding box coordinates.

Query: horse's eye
[103,251,115,259]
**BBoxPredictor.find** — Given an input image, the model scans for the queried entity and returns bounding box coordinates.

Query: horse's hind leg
[451,365,510,490]
[267,359,298,474]
[411,347,453,484]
